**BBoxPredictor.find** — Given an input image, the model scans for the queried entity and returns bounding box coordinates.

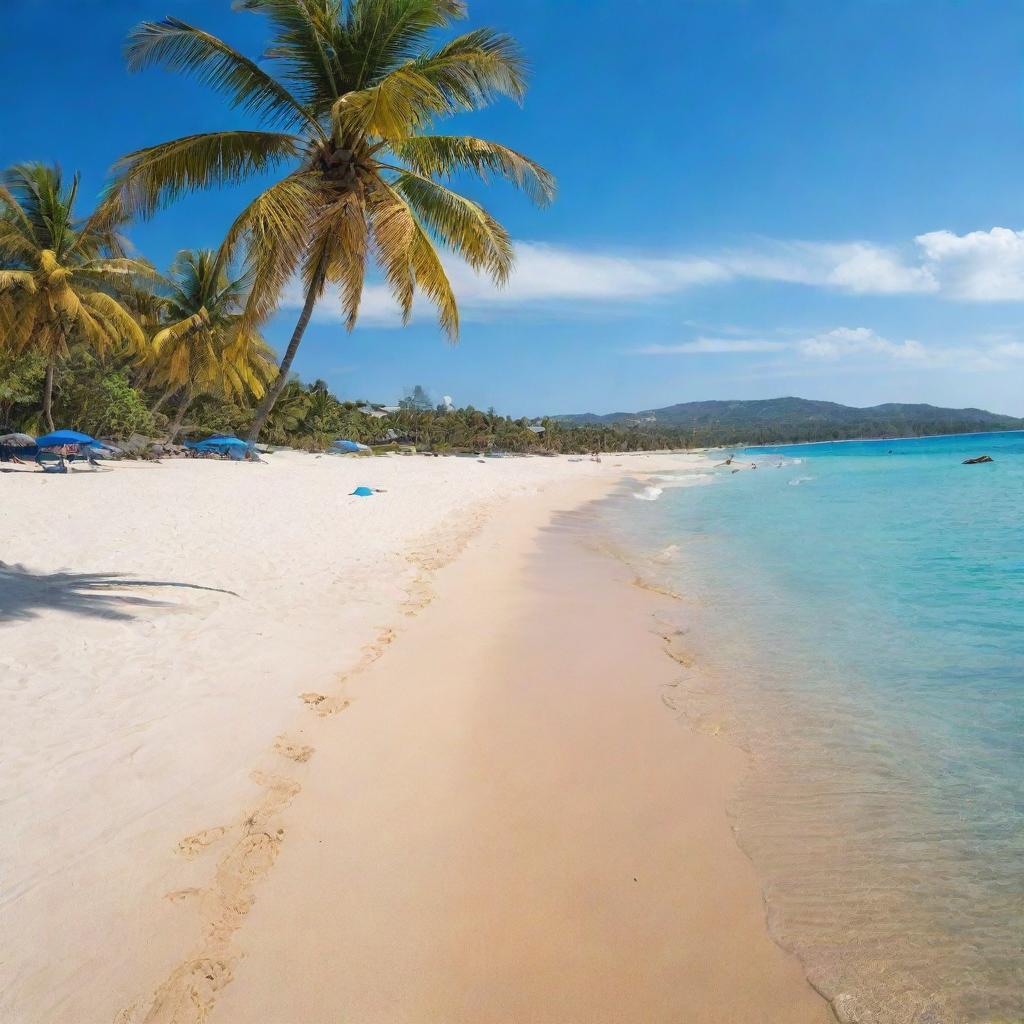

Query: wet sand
[199,495,830,1022]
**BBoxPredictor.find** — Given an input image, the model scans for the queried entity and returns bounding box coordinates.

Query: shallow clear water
[599,433,1024,1023]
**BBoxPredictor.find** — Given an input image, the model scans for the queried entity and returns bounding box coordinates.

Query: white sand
[0,450,696,1023]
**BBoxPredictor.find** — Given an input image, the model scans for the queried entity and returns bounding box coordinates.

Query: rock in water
[962,455,994,464]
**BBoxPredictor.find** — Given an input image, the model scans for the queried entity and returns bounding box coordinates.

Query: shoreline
[1,452,829,1022]
[146,475,825,1022]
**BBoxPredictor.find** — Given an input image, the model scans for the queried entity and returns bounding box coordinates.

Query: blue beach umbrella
[351,486,374,496]
[185,435,250,452]
[332,439,371,453]
[35,429,103,448]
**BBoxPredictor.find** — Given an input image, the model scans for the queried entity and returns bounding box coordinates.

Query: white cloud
[635,338,790,355]
[820,243,939,295]
[630,327,938,364]
[795,328,1024,371]
[915,227,1024,300]
[990,340,1024,359]
[721,242,938,295]
[451,242,730,303]
[292,242,732,327]
[280,225,1024,329]
[797,327,935,363]
[631,325,1024,375]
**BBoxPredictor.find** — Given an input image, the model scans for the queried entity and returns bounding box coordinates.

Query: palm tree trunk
[245,274,322,445]
[166,393,192,443]
[42,359,56,432]
[151,387,177,415]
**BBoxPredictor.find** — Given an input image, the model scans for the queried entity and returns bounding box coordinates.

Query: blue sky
[6,0,1024,415]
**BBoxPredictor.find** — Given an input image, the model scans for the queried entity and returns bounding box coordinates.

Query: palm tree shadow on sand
[0,562,239,623]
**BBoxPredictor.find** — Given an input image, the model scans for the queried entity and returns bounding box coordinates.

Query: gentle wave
[653,542,680,562]
[633,485,664,501]
[650,473,717,487]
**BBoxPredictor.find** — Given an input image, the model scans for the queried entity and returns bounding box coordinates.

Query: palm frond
[222,326,277,400]
[77,257,162,293]
[0,295,39,352]
[111,131,304,218]
[307,191,368,329]
[76,188,133,250]
[152,312,210,355]
[2,163,79,257]
[237,0,345,111]
[0,219,36,263]
[0,270,37,295]
[365,182,415,321]
[0,184,34,237]
[339,0,466,88]
[366,180,458,337]
[391,170,513,283]
[219,172,323,328]
[83,292,148,352]
[126,17,324,136]
[334,66,445,141]
[411,28,528,110]
[389,135,555,205]
[405,209,458,338]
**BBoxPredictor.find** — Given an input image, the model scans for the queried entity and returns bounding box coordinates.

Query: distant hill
[553,397,1024,445]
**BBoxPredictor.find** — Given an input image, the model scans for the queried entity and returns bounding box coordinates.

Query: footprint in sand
[130,956,233,1024]
[176,826,229,859]
[299,692,351,717]
[248,770,301,818]
[273,736,314,763]
[122,777,303,1023]
[662,638,696,669]
[369,626,396,653]
[204,830,284,943]
[165,887,202,904]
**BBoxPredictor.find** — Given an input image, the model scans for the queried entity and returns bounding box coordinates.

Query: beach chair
[73,450,103,469]
[35,451,67,473]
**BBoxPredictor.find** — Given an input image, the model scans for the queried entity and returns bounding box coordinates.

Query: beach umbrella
[203,435,248,447]
[185,435,249,450]
[332,439,371,453]
[34,429,100,448]
[351,486,374,496]
[0,433,36,446]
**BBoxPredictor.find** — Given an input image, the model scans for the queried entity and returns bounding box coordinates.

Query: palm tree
[146,248,277,440]
[110,0,554,443]
[0,163,148,430]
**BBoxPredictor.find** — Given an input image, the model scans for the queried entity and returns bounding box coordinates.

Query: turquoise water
[601,433,1024,1023]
